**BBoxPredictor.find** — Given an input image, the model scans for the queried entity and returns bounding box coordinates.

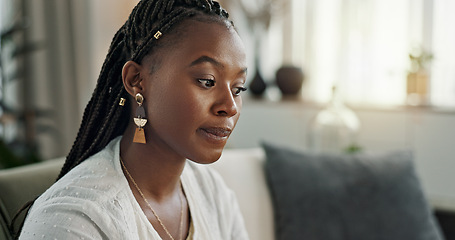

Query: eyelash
[233,87,248,96]
[197,79,247,96]
[198,79,215,88]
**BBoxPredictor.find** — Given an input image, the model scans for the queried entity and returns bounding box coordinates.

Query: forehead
[149,20,246,70]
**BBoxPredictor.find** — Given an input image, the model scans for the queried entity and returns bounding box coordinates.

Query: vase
[248,68,267,97]
[308,86,361,154]
[406,69,428,106]
[275,66,304,97]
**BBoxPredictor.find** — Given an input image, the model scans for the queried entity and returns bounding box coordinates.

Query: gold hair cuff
[154,31,162,40]
[119,98,126,106]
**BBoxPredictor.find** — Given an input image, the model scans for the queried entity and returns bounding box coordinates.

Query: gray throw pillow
[263,142,444,240]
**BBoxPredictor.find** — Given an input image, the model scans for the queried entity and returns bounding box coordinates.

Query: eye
[232,87,248,96]
[197,79,215,88]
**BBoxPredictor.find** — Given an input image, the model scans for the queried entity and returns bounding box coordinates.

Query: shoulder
[20,181,116,239]
[38,143,121,204]
[39,136,122,199]
[21,137,128,238]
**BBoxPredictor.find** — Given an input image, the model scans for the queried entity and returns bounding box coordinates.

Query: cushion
[263,142,444,240]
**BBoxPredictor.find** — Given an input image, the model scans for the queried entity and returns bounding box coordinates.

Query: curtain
[0,0,92,160]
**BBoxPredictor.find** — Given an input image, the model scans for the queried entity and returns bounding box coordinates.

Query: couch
[0,144,445,240]
[0,159,64,240]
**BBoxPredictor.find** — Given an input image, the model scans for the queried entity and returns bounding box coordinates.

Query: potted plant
[406,47,433,106]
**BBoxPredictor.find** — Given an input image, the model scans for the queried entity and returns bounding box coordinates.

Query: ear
[122,60,144,96]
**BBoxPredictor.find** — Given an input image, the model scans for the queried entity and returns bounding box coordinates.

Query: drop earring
[133,93,147,144]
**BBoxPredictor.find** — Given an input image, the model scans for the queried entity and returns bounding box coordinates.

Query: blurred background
[0,0,454,213]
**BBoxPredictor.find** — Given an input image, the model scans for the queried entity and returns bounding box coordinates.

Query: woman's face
[140,20,247,164]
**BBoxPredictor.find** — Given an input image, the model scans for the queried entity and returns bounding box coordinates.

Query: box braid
[11,0,231,238]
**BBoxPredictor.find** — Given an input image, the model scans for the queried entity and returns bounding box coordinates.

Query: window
[431,0,455,107]
[290,0,455,107]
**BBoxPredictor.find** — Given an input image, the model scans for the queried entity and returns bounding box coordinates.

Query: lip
[197,127,233,144]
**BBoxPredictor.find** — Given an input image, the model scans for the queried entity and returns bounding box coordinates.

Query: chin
[188,147,224,165]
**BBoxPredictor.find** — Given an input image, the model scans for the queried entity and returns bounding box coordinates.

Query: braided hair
[59,0,230,179]
[11,0,231,237]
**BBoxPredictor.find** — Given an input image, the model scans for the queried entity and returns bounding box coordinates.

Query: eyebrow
[240,67,248,75]
[189,55,248,75]
[189,56,223,68]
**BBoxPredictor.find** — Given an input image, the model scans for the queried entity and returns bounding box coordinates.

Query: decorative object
[248,67,267,97]
[230,0,289,98]
[407,70,428,106]
[308,86,361,154]
[406,47,433,106]
[275,66,304,97]
[133,93,147,144]
[262,142,444,240]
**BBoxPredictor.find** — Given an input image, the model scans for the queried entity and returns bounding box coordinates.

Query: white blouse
[19,136,249,240]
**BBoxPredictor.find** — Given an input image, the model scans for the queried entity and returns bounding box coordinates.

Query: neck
[120,124,186,200]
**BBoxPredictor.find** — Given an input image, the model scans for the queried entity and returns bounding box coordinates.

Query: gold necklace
[120,157,184,240]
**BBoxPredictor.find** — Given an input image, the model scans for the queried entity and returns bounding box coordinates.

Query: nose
[212,87,239,117]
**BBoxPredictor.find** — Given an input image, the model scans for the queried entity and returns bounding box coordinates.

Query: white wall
[227,97,455,210]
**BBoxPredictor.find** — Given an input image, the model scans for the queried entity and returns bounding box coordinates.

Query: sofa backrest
[0,159,64,239]
[212,148,274,240]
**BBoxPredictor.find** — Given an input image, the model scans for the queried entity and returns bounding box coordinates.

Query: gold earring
[133,93,147,144]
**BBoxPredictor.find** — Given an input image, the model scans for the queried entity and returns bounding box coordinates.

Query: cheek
[148,86,207,134]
